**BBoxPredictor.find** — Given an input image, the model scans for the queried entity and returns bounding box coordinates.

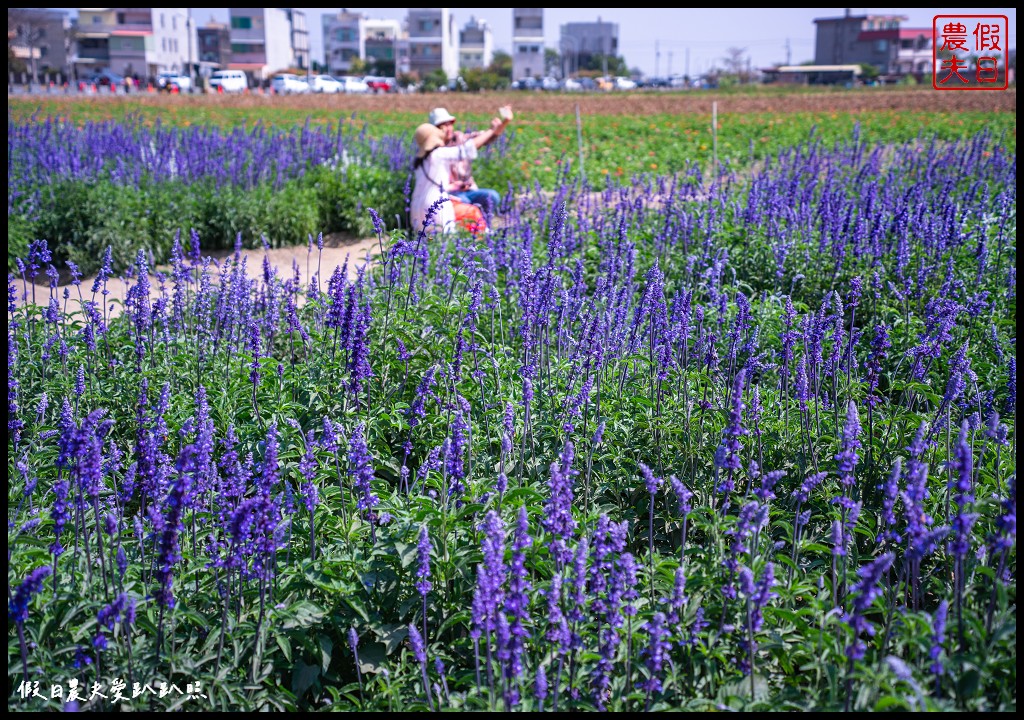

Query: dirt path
[21,233,385,319]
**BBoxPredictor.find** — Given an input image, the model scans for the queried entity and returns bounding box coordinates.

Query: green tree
[858,63,881,82]
[581,53,628,76]
[544,47,560,76]
[488,50,512,81]
[420,67,449,92]
[348,56,367,75]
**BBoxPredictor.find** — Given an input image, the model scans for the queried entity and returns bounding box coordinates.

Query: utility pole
[656,40,660,78]
[667,51,672,78]
[187,10,194,92]
[785,38,791,66]
[599,16,608,77]
[685,47,690,82]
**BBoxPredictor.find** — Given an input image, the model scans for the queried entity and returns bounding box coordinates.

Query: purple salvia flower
[929,600,948,677]
[543,440,578,569]
[638,611,673,700]
[407,622,433,711]
[416,523,432,597]
[9,566,52,623]
[535,663,548,710]
[503,506,532,706]
[348,422,381,539]
[947,420,977,561]
[865,323,890,409]
[299,429,319,515]
[844,552,894,661]
[879,458,902,545]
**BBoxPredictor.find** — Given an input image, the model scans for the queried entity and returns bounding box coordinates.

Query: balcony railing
[77,23,152,36]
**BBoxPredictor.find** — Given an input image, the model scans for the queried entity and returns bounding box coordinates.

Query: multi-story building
[74,8,195,81]
[322,10,361,75]
[228,8,307,84]
[322,11,401,76]
[197,22,231,72]
[364,19,401,76]
[290,9,308,70]
[459,15,493,71]
[511,8,543,80]
[8,8,72,80]
[814,10,935,78]
[559,18,618,77]
[406,8,458,80]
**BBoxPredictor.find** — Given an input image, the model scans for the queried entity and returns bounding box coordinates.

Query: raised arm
[470,105,514,150]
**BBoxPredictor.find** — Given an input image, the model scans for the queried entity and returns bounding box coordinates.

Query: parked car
[512,77,539,91]
[561,77,583,91]
[338,75,370,94]
[364,76,398,93]
[613,76,638,90]
[271,73,309,94]
[578,77,598,91]
[87,70,124,87]
[208,70,248,93]
[309,74,343,94]
[157,71,191,92]
[540,76,560,91]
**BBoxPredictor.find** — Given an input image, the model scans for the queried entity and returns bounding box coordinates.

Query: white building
[458,16,493,71]
[322,11,401,76]
[228,8,307,83]
[512,8,543,80]
[74,7,195,80]
[406,8,458,80]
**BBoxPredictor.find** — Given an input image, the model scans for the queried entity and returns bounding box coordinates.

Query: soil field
[10,86,1016,119]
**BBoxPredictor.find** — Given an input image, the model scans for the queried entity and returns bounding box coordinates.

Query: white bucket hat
[428,107,457,126]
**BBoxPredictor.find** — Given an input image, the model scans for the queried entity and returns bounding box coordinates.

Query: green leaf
[275,633,292,663]
[371,623,409,655]
[291,659,320,697]
[315,634,333,673]
[279,600,326,630]
[358,641,387,675]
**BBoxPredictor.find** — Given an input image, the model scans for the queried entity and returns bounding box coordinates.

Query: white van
[209,70,247,93]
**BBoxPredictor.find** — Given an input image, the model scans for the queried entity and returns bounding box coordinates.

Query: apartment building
[228,8,307,84]
[8,9,72,80]
[459,16,493,71]
[511,8,543,80]
[74,7,194,80]
[559,18,618,77]
[814,10,935,78]
[322,11,401,76]
[406,8,458,80]
[290,9,309,70]
[197,22,231,71]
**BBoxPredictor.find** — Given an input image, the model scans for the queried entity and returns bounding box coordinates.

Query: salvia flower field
[7,99,1016,711]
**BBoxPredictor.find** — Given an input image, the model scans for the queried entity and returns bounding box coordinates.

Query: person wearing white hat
[411,105,513,237]
[429,105,511,221]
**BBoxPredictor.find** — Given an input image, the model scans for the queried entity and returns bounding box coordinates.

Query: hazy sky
[61,7,1018,77]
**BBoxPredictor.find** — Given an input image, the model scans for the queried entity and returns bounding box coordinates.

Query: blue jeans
[452,188,501,216]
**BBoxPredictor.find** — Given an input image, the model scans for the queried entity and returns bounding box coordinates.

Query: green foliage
[8,214,32,272]
[419,68,450,93]
[859,63,881,81]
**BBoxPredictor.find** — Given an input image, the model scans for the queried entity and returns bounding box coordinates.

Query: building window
[92,15,100,24]
[231,16,252,30]
[116,13,125,24]
[875,39,888,52]
[160,14,165,29]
